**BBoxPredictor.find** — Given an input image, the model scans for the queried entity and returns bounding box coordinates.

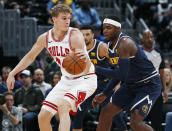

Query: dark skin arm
[159,69,168,103]
[98,42,109,59]
[117,37,137,59]
[93,37,137,108]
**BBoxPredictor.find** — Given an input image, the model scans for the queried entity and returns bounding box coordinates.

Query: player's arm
[70,29,91,73]
[7,33,46,90]
[96,38,137,81]
[92,78,120,108]
[98,42,109,59]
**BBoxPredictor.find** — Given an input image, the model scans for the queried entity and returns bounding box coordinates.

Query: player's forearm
[84,60,91,74]
[96,59,130,81]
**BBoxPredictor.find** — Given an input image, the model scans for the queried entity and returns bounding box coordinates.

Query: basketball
[62,52,86,75]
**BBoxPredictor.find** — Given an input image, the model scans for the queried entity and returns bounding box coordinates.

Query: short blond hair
[51,4,72,17]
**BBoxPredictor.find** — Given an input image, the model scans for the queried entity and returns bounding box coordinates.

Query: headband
[103,18,121,28]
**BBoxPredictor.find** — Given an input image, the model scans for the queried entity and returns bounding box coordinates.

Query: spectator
[0,66,22,93]
[164,58,171,68]
[0,75,2,83]
[50,71,61,88]
[157,7,172,51]
[164,68,172,93]
[153,0,172,28]
[33,68,51,96]
[165,112,172,131]
[0,92,23,131]
[47,0,73,13]
[93,25,104,42]
[45,71,61,98]
[44,50,60,83]
[14,70,44,131]
[73,0,101,27]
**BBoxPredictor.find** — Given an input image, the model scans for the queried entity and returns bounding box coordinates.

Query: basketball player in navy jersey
[92,16,162,131]
[6,4,97,131]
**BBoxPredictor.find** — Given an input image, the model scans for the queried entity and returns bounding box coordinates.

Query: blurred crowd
[129,0,172,52]
[1,0,172,51]
[1,0,172,130]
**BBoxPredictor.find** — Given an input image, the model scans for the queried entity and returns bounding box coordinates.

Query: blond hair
[164,68,172,93]
[51,4,72,17]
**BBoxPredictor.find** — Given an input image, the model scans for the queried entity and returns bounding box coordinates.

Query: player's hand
[75,50,88,62]
[6,73,15,91]
[163,89,168,103]
[92,93,107,108]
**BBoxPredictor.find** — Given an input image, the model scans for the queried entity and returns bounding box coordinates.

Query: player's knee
[58,99,71,113]
[38,109,53,124]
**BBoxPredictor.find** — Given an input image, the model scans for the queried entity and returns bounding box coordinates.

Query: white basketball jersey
[46,27,95,78]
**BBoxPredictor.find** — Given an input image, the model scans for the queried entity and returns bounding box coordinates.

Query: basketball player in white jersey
[6,4,97,131]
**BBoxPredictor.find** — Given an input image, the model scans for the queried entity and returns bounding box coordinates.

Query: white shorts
[42,73,97,115]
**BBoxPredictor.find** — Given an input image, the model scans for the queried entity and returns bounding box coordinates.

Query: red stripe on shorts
[65,93,77,101]
[42,101,58,111]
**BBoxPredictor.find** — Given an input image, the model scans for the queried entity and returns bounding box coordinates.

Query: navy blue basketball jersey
[88,39,109,81]
[109,33,157,84]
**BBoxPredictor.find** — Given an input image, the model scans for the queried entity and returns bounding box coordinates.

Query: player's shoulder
[120,36,134,44]
[119,36,136,50]
[36,32,46,42]
[70,27,82,36]
[98,41,108,49]
[36,31,49,46]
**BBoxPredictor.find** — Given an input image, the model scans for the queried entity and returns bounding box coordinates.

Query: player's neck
[87,39,95,51]
[110,38,118,50]
[52,28,67,41]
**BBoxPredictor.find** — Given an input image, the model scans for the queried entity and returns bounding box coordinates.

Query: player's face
[53,12,71,31]
[80,29,94,46]
[142,31,154,48]
[103,23,120,41]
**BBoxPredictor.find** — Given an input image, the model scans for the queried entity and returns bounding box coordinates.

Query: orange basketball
[62,52,86,75]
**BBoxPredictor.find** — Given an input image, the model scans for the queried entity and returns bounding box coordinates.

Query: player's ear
[52,17,56,23]
[92,33,94,39]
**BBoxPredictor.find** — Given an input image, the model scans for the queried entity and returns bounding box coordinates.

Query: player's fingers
[8,81,14,92]
[76,53,85,57]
